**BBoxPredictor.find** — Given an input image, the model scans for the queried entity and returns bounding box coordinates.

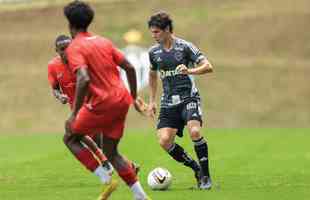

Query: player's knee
[159,135,173,150]
[189,127,201,140]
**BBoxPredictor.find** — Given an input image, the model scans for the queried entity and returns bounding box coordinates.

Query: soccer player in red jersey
[63,1,150,200]
[48,35,113,183]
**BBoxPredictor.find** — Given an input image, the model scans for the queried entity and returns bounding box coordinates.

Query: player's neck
[71,28,88,38]
[162,35,174,50]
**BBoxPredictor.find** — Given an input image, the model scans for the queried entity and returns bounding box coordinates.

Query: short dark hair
[55,35,71,46]
[64,0,94,30]
[148,11,173,33]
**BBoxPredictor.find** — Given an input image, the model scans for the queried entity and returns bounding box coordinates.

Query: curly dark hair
[148,11,173,33]
[64,0,94,30]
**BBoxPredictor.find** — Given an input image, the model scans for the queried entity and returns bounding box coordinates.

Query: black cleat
[199,176,212,190]
[194,168,203,187]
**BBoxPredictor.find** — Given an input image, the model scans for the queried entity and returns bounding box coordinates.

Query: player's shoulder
[148,43,161,55]
[174,37,193,48]
[48,56,62,67]
[83,34,113,48]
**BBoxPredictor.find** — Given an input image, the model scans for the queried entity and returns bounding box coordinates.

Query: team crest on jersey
[174,51,183,61]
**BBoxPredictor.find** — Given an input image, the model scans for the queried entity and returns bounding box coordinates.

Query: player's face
[150,26,169,43]
[56,41,70,64]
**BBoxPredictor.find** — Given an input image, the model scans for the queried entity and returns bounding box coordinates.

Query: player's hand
[134,97,149,116]
[176,64,189,75]
[147,101,157,119]
[57,94,69,104]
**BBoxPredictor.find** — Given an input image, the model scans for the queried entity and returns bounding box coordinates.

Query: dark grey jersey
[149,37,206,108]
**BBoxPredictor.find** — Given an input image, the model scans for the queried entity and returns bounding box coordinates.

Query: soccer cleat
[102,161,113,173]
[199,176,212,190]
[97,179,118,200]
[194,168,203,187]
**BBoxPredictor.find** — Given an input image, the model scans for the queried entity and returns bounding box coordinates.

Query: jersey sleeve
[148,51,158,71]
[66,45,88,73]
[47,63,58,88]
[185,42,206,64]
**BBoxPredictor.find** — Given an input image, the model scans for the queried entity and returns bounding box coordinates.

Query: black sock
[193,137,210,177]
[167,143,200,172]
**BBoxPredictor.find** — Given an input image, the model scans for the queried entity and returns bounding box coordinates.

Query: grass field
[0,129,309,200]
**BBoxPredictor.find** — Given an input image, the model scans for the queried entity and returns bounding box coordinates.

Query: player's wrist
[149,100,156,105]
[187,68,195,75]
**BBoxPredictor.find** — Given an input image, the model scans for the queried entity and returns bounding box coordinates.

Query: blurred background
[0,0,309,134]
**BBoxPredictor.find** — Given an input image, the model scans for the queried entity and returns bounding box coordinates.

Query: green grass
[0,129,309,200]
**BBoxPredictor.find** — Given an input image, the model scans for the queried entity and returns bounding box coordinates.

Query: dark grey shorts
[157,99,203,137]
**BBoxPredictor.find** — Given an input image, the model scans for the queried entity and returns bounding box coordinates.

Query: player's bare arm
[148,69,158,117]
[65,67,90,133]
[176,58,213,75]
[119,58,148,114]
[72,68,90,116]
[119,58,137,100]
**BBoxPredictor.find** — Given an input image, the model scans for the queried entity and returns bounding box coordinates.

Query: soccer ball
[147,167,172,190]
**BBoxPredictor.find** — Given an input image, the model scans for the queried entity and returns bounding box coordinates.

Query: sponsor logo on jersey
[159,69,181,78]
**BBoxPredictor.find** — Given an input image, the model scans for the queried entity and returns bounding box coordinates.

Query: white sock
[93,165,113,184]
[130,181,147,200]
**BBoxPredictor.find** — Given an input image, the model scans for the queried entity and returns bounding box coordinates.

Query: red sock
[117,162,138,186]
[75,148,100,172]
[94,149,107,163]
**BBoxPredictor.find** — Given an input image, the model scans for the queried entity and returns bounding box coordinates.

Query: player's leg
[187,120,212,189]
[92,131,140,174]
[66,106,116,187]
[157,107,201,179]
[81,135,107,164]
[184,101,212,189]
[63,131,113,185]
[100,135,149,200]
[157,127,200,176]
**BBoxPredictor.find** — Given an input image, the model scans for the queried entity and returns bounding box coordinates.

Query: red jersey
[47,56,76,107]
[66,32,132,110]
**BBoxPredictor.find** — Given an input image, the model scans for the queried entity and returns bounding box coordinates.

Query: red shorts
[70,101,130,140]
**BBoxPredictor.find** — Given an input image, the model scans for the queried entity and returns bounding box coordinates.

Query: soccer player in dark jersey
[147,11,214,189]
[62,1,150,200]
